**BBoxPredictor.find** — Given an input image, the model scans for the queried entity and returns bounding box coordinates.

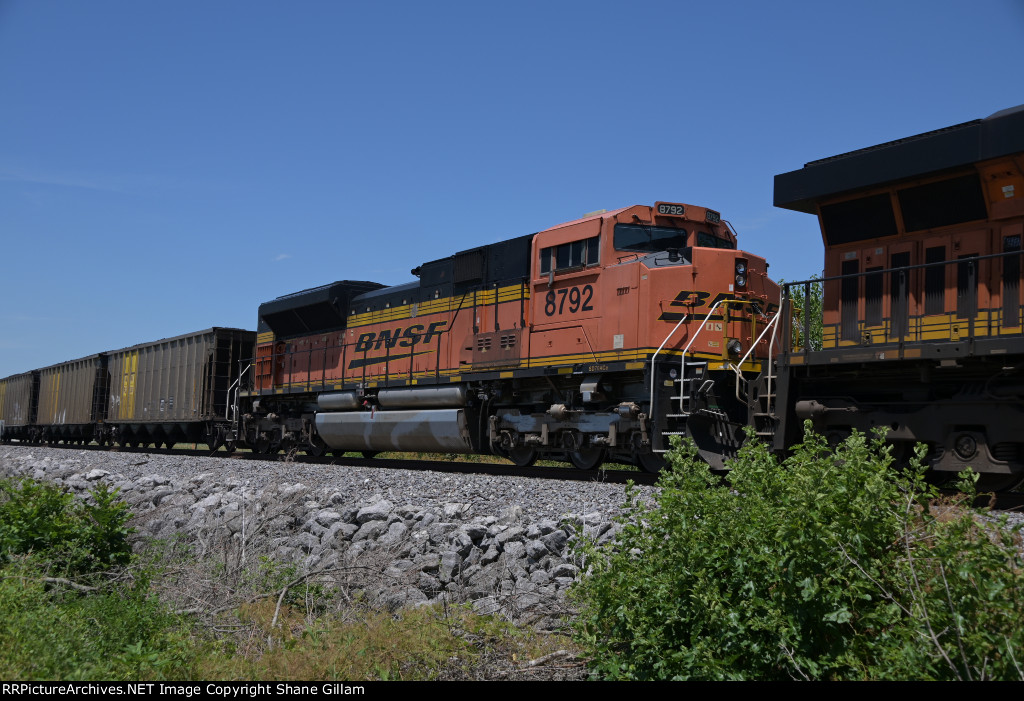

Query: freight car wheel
[569,447,605,471]
[506,447,538,468]
[203,429,222,451]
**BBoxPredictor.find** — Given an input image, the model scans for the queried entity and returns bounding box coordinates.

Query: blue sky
[1,0,1022,377]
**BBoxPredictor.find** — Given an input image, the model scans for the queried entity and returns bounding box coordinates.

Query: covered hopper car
[0,328,254,449]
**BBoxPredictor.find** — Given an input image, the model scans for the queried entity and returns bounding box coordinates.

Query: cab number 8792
[544,285,595,316]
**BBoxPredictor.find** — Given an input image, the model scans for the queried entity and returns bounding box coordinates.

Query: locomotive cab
[519,202,779,470]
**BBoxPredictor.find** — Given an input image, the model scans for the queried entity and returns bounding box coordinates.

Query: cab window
[613,224,687,252]
[695,231,735,249]
[540,235,600,274]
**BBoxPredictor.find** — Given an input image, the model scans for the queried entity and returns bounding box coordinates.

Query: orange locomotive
[773,105,1024,490]
[239,202,779,471]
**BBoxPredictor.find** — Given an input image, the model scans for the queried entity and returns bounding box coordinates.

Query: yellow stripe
[346,283,529,329]
[265,346,768,389]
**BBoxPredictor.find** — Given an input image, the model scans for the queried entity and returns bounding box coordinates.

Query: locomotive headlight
[735,259,748,289]
[727,339,743,356]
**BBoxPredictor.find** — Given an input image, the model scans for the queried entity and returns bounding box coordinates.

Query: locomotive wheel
[507,447,538,468]
[637,452,667,473]
[361,451,380,459]
[253,436,274,454]
[305,435,328,457]
[569,447,605,471]
[973,473,1024,493]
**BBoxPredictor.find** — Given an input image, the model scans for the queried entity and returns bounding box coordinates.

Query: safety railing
[782,247,1024,362]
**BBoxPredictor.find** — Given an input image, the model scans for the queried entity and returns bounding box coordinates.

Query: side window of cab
[540,235,600,275]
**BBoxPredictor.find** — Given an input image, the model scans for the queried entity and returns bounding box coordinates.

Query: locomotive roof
[543,206,630,231]
[774,104,1024,214]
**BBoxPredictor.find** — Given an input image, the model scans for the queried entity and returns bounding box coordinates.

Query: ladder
[648,300,730,453]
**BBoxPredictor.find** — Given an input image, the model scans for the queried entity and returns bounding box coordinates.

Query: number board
[657,203,685,217]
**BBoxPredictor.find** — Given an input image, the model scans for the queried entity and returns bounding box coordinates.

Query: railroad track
[3,441,661,487]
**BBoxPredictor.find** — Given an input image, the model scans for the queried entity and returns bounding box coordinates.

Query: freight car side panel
[110,350,139,420]
[36,356,104,426]
[0,373,36,427]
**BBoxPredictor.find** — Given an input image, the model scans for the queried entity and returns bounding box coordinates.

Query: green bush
[0,477,133,576]
[786,275,823,351]
[0,555,198,680]
[0,477,197,680]
[572,426,1024,680]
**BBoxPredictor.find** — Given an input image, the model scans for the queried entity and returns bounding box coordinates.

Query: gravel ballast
[0,445,656,623]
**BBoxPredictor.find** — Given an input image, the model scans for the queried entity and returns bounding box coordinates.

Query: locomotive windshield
[613,224,688,252]
[613,224,735,252]
[695,231,735,249]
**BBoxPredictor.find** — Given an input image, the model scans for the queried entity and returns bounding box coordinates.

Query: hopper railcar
[237,202,780,471]
[0,328,255,450]
[771,105,1024,490]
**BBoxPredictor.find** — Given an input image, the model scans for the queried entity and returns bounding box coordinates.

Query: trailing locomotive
[771,105,1024,490]
[238,202,779,471]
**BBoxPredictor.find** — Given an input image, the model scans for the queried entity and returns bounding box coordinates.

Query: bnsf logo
[354,322,447,352]
[658,290,778,321]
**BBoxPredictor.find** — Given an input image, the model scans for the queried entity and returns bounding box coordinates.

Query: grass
[198,601,580,681]
[0,474,583,681]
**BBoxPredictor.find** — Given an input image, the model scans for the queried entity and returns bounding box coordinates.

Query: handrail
[227,363,252,422]
[782,247,1020,291]
[675,300,730,415]
[734,310,780,402]
[648,313,689,414]
[767,288,783,408]
[647,298,730,419]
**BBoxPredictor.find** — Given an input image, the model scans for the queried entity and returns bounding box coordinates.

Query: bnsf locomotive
[240,202,777,471]
[771,104,1024,490]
